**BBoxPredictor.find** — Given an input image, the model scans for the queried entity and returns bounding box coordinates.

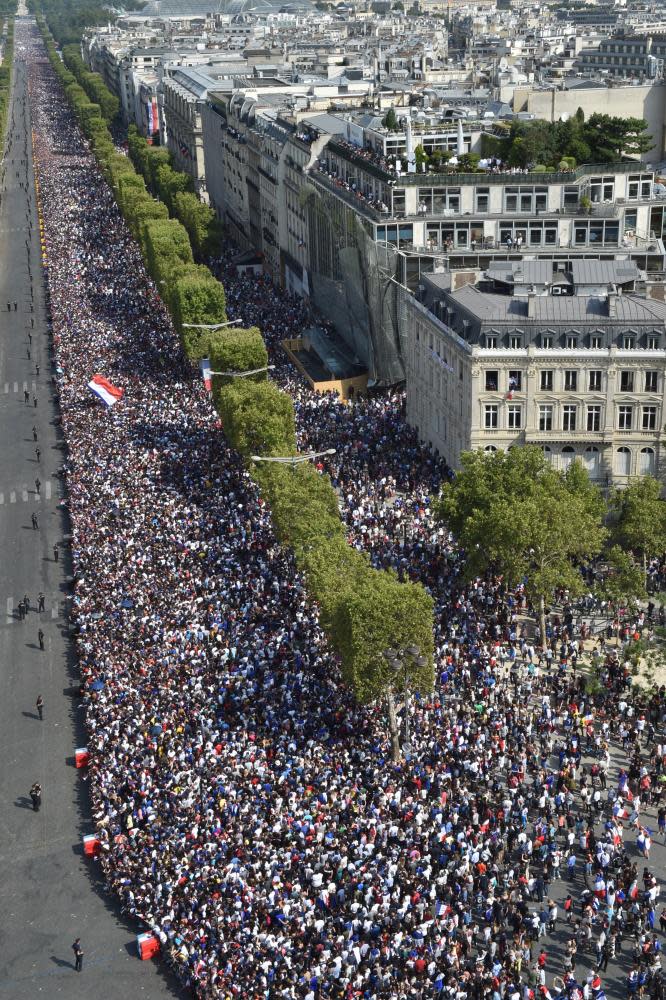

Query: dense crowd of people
[23,20,666,1000]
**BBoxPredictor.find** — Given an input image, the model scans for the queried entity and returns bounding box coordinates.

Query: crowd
[23,19,666,1000]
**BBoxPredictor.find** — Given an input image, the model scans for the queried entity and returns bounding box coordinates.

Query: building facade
[405,261,666,485]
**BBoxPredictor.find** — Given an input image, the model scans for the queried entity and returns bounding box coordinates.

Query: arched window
[615,447,632,476]
[561,445,575,470]
[484,445,497,453]
[584,445,600,477]
[639,447,655,476]
[541,445,553,463]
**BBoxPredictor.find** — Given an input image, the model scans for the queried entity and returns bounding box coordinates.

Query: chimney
[528,284,537,317]
[608,292,617,318]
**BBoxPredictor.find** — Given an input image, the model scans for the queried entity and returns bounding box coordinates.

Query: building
[404,259,666,485]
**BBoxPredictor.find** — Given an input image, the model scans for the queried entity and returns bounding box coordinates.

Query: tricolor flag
[629,880,639,899]
[88,374,124,407]
[200,358,212,392]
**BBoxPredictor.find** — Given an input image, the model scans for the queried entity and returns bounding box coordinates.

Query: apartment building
[405,260,666,485]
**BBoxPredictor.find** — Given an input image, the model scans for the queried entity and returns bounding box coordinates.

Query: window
[507,404,522,429]
[539,405,553,431]
[486,334,497,349]
[642,405,657,430]
[566,335,578,349]
[504,185,547,213]
[484,445,497,452]
[645,370,658,393]
[540,370,553,391]
[584,446,600,476]
[484,404,498,429]
[590,336,603,349]
[623,336,635,350]
[647,334,660,349]
[564,370,577,391]
[485,370,498,391]
[508,370,522,391]
[587,404,601,432]
[563,404,577,431]
[620,370,634,392]
[639,447,655,475]
[475,187,489,213]
[615,446,632,476]
[509,335,522,349]
[618,405,633,430]
[542,335,553,349]
[561,445,576,470]
[588,370,602,392]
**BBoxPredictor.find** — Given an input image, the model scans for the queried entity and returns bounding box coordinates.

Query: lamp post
[182,319,244,331]
[210,365,275,379]
[383,644,427,752]
[250,448,336,472]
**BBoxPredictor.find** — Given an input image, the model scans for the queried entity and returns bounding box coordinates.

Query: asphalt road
[0,26,186,999]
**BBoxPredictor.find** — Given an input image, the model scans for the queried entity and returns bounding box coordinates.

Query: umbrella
[120,598,134,609]
[90,679,105,691]
[150,724,162,736]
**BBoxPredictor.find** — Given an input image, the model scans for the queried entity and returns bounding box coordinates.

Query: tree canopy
[436,447,607,647]
[611,476,666,579]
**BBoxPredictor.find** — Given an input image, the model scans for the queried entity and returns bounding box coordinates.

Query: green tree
[173,190,222,258]
[155,161,194,214]
[436,447,607,648]
[611,476,666,582]
[217,380,296,458]
[382,107,399,131]
[331,573,434,761]
[595,545,646,639]
[252,463,345,555]
[208,327,268,389]
[584,113,653,161]
[171,272,227,360]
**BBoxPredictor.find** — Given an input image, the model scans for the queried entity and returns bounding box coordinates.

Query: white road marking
[51,607,57,619]
[44,480,51,500]
[13,381,18,393]
[6,597,13,621]
[21,489,28,502]
[3,383,7,393]
[9,491,16,503]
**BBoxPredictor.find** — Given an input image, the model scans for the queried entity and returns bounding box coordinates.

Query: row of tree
[127,126,223,262]
[61,43,119,122]
[28,0,143,46]
[38,21,434,760]
[209,328,435,762]
[38,20,228,362]
[437,447,666,649]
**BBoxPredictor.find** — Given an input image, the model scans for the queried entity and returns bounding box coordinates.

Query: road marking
[13,382,18,393]
[0,493,3,504]
[51,607,57,619]
[3,383,7,393]
[9,491,15,503]
[6,597,12,622]
[31,381,36,392]
[22,381,27,392]
[21,489,28,502]
[44,480,51,500]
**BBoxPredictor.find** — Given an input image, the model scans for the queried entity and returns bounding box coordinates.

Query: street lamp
[383,644,427,751]
[182,319,244,330]
[250,448,336,471]
[209,365,275,378]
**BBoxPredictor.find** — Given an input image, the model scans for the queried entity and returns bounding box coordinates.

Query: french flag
[88,374,124,407]
[200,358,212,392]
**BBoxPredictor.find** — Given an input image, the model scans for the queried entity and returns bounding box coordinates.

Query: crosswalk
[6,594,62,622]
[0,480,53,503]
[3,381,37,393]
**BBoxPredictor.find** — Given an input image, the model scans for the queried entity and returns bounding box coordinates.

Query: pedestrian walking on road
[31,512,38,530]
[38,592,44,612]
[38,628,44,650]
[34,477,40,495]
[33,395,37,407]
[13,301,17,311]
[6,301,10,311]
[24,388,29,403]
[17,599,25,620]
[35,364,39,377]
[53,543,59,563]
[35,447,40,462]
[72,938,83,972]
[36,694,43,720]
[32,425,37,441]
[29,782,41,811]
